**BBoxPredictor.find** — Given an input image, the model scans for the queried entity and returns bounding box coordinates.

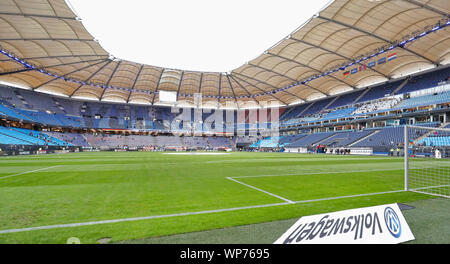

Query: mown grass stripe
[0,189,405,235]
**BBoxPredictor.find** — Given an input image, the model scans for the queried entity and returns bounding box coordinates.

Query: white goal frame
[404,125,450,198]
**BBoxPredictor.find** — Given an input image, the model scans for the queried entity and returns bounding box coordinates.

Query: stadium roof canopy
[0,0,448,109]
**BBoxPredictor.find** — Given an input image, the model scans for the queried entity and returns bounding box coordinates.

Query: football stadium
[0,0,449,248]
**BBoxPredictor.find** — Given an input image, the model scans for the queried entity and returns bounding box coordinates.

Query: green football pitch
[0,151,436,244]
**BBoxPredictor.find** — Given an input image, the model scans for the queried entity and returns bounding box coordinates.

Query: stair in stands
[297,101,315,117]
[324,96,340,111]
[412,122,450,144]
[391,77,410,96]
[348,130,380,147]
[353,87,372,104]
[314,133,338,145]
[0,131,34,145]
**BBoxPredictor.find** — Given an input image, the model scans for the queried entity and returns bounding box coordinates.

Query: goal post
[404,125,450,198]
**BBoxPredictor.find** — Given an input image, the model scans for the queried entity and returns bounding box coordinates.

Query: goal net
[404,125,450,198]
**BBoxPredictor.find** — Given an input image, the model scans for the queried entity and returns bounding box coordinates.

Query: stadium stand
[317,130,374,147]
[286,132,335,148]
[395,90,450,110]
[0,0,448,154]
[352,96,402,115]
[0,63,448,153]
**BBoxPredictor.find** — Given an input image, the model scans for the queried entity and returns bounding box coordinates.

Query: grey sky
[68,0,331,72]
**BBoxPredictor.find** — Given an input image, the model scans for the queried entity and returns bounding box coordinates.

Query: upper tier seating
[395,91,450,109]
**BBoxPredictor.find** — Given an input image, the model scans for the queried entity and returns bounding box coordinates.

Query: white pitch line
[0,165,62,180]
[0,189,407,235]
[410,184,450,199]
[232,168,404,179]
[0,201,291,235]
[292,189,405,204]
[226,177,295,204]
[412,184,450,191]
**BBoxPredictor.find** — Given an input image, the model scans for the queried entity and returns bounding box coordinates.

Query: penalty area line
[232,168,404,179]
[0,165,62,180]
[226,177,295,204]
[0,202,291,235]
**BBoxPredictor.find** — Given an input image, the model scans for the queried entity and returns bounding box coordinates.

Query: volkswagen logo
[384,207,402,238]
